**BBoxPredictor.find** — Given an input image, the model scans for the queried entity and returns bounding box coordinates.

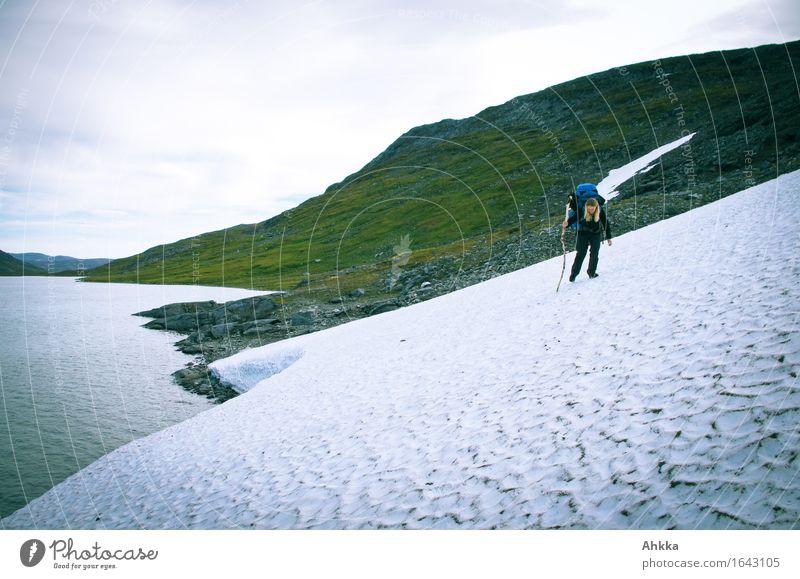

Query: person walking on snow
[562,197,612,282]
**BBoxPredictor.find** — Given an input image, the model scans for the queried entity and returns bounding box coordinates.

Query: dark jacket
[567,208,612,239]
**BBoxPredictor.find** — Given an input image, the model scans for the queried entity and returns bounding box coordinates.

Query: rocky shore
[132,225,547,402]
[134,195,667,403]
[135,285,426,402]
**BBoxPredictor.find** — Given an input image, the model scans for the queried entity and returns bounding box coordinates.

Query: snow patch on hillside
[598,132,695,200]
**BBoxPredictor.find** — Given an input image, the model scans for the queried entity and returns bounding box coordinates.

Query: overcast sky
[1,0,798,258]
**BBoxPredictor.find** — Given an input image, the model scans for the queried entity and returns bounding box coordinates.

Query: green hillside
[83,40,800,299]
[0,250,46,275]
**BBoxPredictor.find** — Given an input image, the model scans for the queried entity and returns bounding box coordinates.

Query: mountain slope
[5,170,798,530]
[11,253,111,273]
[0,250,46,275]
[82,40,800,301]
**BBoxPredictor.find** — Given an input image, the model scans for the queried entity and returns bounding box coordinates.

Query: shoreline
[135,288,418,403]
[132,240,547,403]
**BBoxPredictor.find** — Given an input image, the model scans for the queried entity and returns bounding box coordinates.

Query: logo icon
[20,539,45,567]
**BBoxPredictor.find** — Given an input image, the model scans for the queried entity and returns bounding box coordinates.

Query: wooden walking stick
[556,200,571,292]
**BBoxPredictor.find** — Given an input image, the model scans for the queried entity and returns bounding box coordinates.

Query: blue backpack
[568,183,605,230]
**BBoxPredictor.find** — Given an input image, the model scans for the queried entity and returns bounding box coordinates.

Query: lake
[0,276,266,519]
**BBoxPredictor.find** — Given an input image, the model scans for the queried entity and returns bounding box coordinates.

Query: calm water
[0,276,265,519]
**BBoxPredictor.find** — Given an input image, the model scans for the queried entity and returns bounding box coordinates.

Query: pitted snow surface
[4,171,799,529]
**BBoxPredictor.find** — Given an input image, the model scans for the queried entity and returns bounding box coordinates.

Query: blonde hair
[583,197,600,222]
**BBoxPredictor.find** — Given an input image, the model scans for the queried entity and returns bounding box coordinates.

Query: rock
[251,297,277,319]
[210,322,238,338]
[420,281,431,289]
[173,365,205,383]
[329,297,344,304]
[223,296,277,322]
[160,313,207,333]
[368,301,400,316]
[134,300,216,318]
[172,363,238,403]
[290,310,316,326]
[243,325,282,337]
[349,288,365,298]
[210,306,239,325]
[176,339,203,355]
[240,319,281,335]
[401,274,423,289]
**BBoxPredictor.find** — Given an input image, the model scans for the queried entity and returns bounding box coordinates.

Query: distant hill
[0,250,46,275]
[11,253,111,273]
[82,40,800,298]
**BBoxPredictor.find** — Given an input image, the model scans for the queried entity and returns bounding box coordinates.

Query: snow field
[3,170,798,530]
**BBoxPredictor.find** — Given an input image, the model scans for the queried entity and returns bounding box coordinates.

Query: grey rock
[165,313,207,332]
[368,301,400,316]
[134,300,216,318]
[252,297,277,319]
[290,310,316,326]
[243,324,283,337]
[142,319,166,330]
[176,338,203,354]
[172,363,238,403]
[223,296,277,322]
[211,306,239,325]
[349,288,365,298]
[210,322,238,338]
[240,319,281,334]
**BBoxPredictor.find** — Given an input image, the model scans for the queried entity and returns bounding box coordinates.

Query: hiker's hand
[607,239,613,247]
[562,219,568,229]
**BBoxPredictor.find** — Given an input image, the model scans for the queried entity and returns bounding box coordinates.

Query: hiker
[562,196,612,281]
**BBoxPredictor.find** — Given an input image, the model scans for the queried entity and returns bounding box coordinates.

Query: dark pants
[570,231,602,278]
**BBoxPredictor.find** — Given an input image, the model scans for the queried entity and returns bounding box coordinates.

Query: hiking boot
[568,275,576,282]
[588,272,599,279]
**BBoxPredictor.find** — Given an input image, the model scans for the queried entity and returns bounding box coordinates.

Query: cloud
[690,0,800,45]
